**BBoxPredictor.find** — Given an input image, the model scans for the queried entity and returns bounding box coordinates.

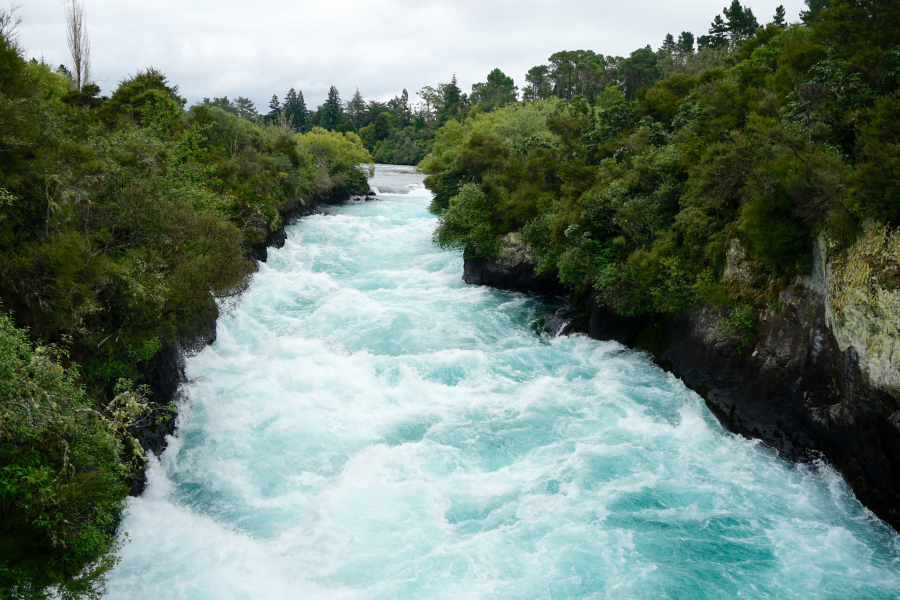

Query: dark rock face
[585,293,643,346]
[249,228,288,265]
[130,300,218,495]
[462,234,564,294]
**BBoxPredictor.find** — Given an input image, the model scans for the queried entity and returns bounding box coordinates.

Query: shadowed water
[108,165,900,599]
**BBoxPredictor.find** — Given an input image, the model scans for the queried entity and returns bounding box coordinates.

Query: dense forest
[427,0,899,342]
[207,77,474,166]
[0,7,371,597]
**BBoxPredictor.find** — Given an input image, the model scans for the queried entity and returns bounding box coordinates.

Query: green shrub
[0,311,142,598]
[432,183,499,257]
[713,304,758,350]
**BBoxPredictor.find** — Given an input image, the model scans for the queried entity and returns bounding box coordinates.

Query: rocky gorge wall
[465,226,900,530]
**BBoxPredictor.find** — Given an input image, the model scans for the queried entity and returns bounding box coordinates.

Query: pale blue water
[108,165,900,599]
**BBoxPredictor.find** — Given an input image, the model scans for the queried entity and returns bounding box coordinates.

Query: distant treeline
[206,1,816,167]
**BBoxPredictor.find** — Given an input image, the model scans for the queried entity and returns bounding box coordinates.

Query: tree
[677,31,695,54]
[706,14,730,47]
[620,46,660,100]
[661,33,677,56]
[63,0,90,90]
[772,5,787,26]
[391,88,412,126]
[439,75,464,123]
[100,67,182,123]
[0,4,21,53]
[346,88,366,128]
[800,0,831,24]
[283,88,308,130]
[268,94,281,117]
[722,0,759,41]
[417,85,441,121]
[523,65,551,101]
[320,85,343,130]
[543,50,614,101]
[204,96,236,114]
[470,68,518,111]
[374,111,391,141]
[233,96,257,119]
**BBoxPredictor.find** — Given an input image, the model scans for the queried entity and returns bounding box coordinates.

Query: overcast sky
[15,0,806,110]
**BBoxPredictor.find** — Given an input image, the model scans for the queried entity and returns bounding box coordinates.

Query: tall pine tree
[320,86,342,131]
[283,88,308,131]
[346,89,366,128]
[772,4,786,26]
[439,75,463,123]
[661,33,677,55]
[268,94,281,117]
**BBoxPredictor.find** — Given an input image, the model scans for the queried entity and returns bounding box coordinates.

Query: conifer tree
[523,65,551,101]
[268,94,281,116]
[800,0,831,24]
[439,75,463,123]
[470,69,518,111]
[661,33,677,55]
[707,15,729,47]
[677,31,695,54]
[283,87,308,130]
[772,5,786,26]
[233,96,257,120]
[346,88,366,128]
[397,89,411,126]
[722,0,759,41]
[320,86,342,131]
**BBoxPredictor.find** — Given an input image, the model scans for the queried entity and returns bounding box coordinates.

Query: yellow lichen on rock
[824,222,900,397]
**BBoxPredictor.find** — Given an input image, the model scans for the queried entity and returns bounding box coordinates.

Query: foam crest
[109,165,900,599]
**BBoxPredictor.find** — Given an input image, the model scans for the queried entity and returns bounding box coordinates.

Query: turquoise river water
[108,165,900,599]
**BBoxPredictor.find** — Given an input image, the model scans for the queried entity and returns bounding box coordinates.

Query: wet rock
[463,233,564,293]
[130,298,218,495]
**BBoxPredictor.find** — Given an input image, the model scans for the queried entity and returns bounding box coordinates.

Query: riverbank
[129,183,370,495]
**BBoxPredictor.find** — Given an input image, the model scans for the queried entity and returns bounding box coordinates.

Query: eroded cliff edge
[465,225,900,530]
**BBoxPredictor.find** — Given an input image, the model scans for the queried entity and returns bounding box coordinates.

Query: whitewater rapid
[108,165,900,599]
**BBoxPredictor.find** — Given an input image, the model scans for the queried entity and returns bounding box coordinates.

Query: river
[108,165,900,599]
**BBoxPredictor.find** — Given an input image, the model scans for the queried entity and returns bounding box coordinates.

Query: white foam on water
[108,165,900,599]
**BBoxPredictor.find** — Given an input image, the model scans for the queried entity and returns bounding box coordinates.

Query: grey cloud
[16,0,806,110]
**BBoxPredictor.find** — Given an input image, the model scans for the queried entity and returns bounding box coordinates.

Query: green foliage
[99,68,180,125]
[424,167,469,214]
[852,90,900,225]
[713,304,758,349]
[0,311,138,598]
[432,184,498,257]
[471,68,518,111]
[422,0,900,323]
[581,102,638,158]
[621,46,661,100]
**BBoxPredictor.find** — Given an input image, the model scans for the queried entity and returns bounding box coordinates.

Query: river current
[108,165,900,599]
